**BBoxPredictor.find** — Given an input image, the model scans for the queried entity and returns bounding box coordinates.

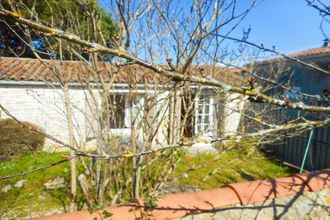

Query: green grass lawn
[0,143,294,219]
[0,152,73,218]
[175,147,294,190]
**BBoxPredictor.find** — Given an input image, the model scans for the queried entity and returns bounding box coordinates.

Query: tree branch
[0,8,330,113]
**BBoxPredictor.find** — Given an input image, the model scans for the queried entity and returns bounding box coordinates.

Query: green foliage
[143,192,158,211]
[16,0,117,42]
[102,210,113,219]
[128,192,158,220]
[0,0,117,58]
[0,119,45,162]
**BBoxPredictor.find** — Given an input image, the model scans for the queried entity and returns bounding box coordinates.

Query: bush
[0,119,45,162]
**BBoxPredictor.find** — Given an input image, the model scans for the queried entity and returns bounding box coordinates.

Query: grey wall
[245,54,330,170]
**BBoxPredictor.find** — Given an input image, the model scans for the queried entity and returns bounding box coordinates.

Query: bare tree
[0,0,329,215]
[306,0,330,40]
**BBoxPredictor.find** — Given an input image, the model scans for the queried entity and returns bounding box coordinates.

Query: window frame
[104,92,145,130]
[194,92,214,135]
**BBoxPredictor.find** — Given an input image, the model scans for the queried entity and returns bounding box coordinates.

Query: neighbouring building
[244,43,330,170]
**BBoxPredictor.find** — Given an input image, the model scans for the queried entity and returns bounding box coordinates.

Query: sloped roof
[0,57,168,84]
[0,57,244,86]
[258,46,330,65]
[288,46,330,58]
[246,46,330,72]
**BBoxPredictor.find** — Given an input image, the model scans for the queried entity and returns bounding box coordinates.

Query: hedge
[0,119,45,161]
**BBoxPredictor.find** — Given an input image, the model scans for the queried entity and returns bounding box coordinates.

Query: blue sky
[100,0,326,56]
[223,0,326,54]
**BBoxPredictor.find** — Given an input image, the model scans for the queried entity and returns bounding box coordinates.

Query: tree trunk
[64,83,77,212]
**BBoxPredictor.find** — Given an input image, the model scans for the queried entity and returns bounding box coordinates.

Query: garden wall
[34,169,330,220]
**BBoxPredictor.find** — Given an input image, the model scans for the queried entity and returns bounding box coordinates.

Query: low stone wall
[182,188,330,220]
[34,170,330,220]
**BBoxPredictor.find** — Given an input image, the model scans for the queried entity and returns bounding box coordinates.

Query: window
[105,93,144,129]
[108,94,127,128]
[194,93,214,134]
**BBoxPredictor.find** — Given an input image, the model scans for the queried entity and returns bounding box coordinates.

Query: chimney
[322,38,330,47]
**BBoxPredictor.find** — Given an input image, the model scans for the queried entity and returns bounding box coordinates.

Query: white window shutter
[209,97,214,132]
[124,97,131,128]
[135,96,145,126]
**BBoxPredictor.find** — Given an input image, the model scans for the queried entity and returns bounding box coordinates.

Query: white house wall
[0,84,171,151]
[153,91,170,145]
[223,93,246,135]
[0,85,87,151]
[0,84,246,151]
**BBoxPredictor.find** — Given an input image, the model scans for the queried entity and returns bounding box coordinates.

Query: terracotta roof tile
[0,57,169,84]
[288,46,330,58]
[0,57,244,86]
[247,46,330,68]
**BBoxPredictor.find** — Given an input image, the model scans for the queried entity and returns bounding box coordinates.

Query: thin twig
[0,157,74,180]
[0,9,329,113]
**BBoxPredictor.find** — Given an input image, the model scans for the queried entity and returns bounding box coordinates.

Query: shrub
[0,119,45,162]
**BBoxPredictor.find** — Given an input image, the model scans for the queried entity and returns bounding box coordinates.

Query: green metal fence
[269,125,330,171]
[241,102,330,171]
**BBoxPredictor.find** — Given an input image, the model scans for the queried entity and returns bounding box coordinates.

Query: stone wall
[182,188,330,220]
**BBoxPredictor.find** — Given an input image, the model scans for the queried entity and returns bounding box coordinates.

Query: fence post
[299,128,314,173]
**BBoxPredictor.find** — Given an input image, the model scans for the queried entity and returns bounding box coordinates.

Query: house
[248,42,330,104]
[244,43,330,170]
[0,57,245,151]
